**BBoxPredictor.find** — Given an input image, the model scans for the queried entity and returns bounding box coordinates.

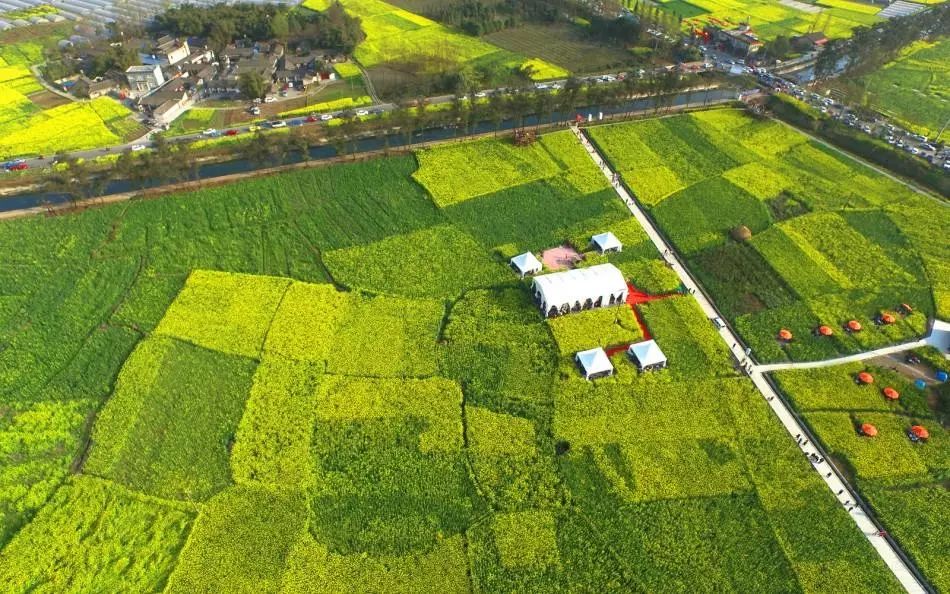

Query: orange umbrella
[910,425,929,440]
[778,328,793,341]
[818,325,833,336]
[861,423,878,437]
[882,387,900,400]
[847,320,863,332]
[857,372,874,385]
[881,313,896,324]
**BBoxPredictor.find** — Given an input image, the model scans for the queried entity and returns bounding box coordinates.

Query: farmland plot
[301,0,566,81]
[859,37,950,138]
[773,363,950,591]
[0,118,927,590]
[590,109,941,362]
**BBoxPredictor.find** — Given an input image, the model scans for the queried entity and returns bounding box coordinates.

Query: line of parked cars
[2,159,28,171]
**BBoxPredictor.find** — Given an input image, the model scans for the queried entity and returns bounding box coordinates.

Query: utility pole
[936,116,950,143]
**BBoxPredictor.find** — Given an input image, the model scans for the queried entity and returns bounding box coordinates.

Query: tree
[270,11,289,41]
[765,35,791,60]
[239,71,269,101]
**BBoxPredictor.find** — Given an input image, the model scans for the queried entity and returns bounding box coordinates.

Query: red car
[9,162,28,171]
[305,114,318,123]
[224,129,239,136]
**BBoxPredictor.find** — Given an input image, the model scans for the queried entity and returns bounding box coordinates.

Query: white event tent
[627,339,668,371]
[575,347,614,380]
[591,232,622,254]
[532,263,627,317]
[510,252,543,278]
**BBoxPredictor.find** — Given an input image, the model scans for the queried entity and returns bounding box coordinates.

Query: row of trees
[152,1,365,55]
[42,136,199,206]
[41,71,712,205]
[426,0,569,36]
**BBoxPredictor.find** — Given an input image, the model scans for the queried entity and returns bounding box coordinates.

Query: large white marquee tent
[532,263,628,317]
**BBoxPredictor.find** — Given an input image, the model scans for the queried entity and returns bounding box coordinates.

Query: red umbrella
[847,320,863,332]
[881,313,896,324]
[818,325,833,336]
[857,372,874,385]
[778,328,793,341]
[861,423,878,437]
[882,387,900,400]
[910,425,929,440]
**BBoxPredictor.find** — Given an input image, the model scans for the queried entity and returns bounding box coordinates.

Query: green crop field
[773,356,950,591]
[859,37,950,138]
[301,0,567,81]
[589,109,944,363]
[0,121,913,590]
[661,0,884,41]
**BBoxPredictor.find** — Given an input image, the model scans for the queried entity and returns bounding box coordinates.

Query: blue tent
[937,370,949,383]
[914,379,926,390]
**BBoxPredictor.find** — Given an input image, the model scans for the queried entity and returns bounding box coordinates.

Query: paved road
[572,124,929,594]
[758,339,929,373]
[7,65,713,170]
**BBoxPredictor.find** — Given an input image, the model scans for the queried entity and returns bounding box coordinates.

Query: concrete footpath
[572,123,928,594]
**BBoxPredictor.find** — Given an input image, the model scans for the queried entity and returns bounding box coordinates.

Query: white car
[203,128,218,137]
[264,96,277,103]
[320,113,334,121]
[355,109,369,117]
[130,144,146,151]
[474,91,487,98]
[269,120,287,128]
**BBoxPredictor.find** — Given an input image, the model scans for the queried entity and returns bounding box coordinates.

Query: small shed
[591,232,622,254]
[627,339,667,371]
[510,252,542,278]
[575,347,614,380]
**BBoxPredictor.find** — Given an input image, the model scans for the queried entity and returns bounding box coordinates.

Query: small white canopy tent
[591,232,622,254]
[926,319,950,357]
[575,347,614,380]
[532,263,627,317]
[510,252,542,278]
[628,339,667,371]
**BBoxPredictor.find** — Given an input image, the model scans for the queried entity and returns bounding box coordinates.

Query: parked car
[224,129,239,136]
[202,128,218,137]
[248,125,261,132]
[130,144,146,151]
[3,159,26,169]
[8,162,28,171]
[355,109,369,117]
[269,120,287,128]
[306,114,318,123]
[264,96,277,103]
[320,113,334,121]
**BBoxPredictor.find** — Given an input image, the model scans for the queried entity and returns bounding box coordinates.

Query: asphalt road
[4,66,695,171]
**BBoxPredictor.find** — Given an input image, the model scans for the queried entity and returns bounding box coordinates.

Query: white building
[576,347,614,380]
[628,339,667,371]
[140,36,191,67]
[510,252,542,278]
[125,64,165,95]
[591,231,622,254]
[532,263,628,317]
